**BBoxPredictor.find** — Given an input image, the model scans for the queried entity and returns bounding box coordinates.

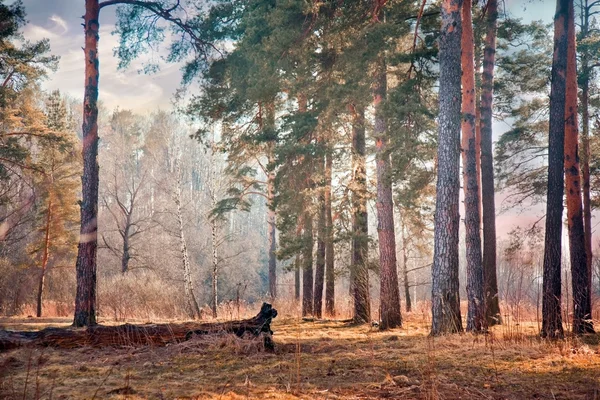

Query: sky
[18,0,560,238]
[20,0,184,112]
[20,0,557,113]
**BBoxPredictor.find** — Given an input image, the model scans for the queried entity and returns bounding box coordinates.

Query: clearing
[0,312,599,399]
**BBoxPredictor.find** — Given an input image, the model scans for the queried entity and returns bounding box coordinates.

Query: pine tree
[461,0,484,332]
[431,0,463,336]
[374,58,401,330]
[541,0,570,340]
[32,90,80,318]
[564,0,593,334]
[480,0,502,327]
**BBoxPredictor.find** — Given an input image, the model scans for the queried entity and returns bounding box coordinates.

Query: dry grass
[0,311,599,399]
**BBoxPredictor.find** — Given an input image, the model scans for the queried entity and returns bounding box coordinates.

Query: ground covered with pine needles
[0,312,599,399]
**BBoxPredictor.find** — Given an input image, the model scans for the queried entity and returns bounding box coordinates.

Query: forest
[0,0,599,398]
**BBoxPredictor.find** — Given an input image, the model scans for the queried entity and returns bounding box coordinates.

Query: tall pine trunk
[461,0,484,333]
[74,0,100,327]
[565,1,594,334]
[324,151,335,316]
[541,0,569,340]
[579,0,593,315]
[374,60,401,330]
[350,104,370,324]
[480,0,501,326]
[313,156,326,318]
[431,0,463,335]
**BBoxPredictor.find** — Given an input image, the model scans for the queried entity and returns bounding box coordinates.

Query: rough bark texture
[480,0,501,326]
[0,303,278,352]
[74,0,100,327]
[302,212,314,317]
[324,151,335,316]
[374,61,401,330]
[350,104,371,324]
[565,1,594,334]
[431,0,463,336]
[541,0,569,340]
[461,0,485,333]
[313,160,326,319]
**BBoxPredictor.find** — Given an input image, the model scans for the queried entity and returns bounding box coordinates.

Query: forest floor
[0,312,599,399]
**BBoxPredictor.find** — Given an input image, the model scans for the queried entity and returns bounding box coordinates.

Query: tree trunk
[121,213,131,273]
[324,151,335,317]
[36,197,52,318]
[74,0,100,327]
[579,0,593,323]
[175,159,202,320]
[461,0,485,333]
[267,169,277,300]
[1,303,278,352]
[565,1,594,334]
[374,60,401,330]
[431,0,463,336]
[211,144,219,319]
[302,212,314,317]
[480,0,501,326]
[350,104,370,324]
[313,158,326,318]
[541,0,569,340]
[294,253,300,301]
[400,213,412,313]
[211,217,218,319]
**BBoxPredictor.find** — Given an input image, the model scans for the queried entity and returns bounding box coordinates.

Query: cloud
[49,14,68,34]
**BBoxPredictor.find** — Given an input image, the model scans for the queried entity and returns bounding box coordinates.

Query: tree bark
[1,303,278,352]
[302,212,314,317]
[313,157,326,318]
[579,0,593,321]
[480,0,501,326]
[121,213,131,273]
[374,59,401,330]
[541,0,569,340]
[399,213,412,313]
[36,196,52,318]
[431,0,463,336]
[74,0,100,327]
[267,166,277,300]
[294,253,301,301]
[349,104,370,324]
[461,0,485,333]
[565,0,594,334]
[211,214,218,319]
[324,151,335,316]
[175,159,202,320]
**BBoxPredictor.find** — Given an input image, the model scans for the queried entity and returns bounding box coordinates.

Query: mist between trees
[0,0,599,338]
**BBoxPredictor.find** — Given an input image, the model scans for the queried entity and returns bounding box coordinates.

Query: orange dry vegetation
[0,313,599,399]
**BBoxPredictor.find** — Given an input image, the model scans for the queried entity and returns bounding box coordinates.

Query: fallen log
[0,302,277,352]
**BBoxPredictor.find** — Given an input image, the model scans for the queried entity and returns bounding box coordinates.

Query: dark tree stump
[0,303,277,352]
